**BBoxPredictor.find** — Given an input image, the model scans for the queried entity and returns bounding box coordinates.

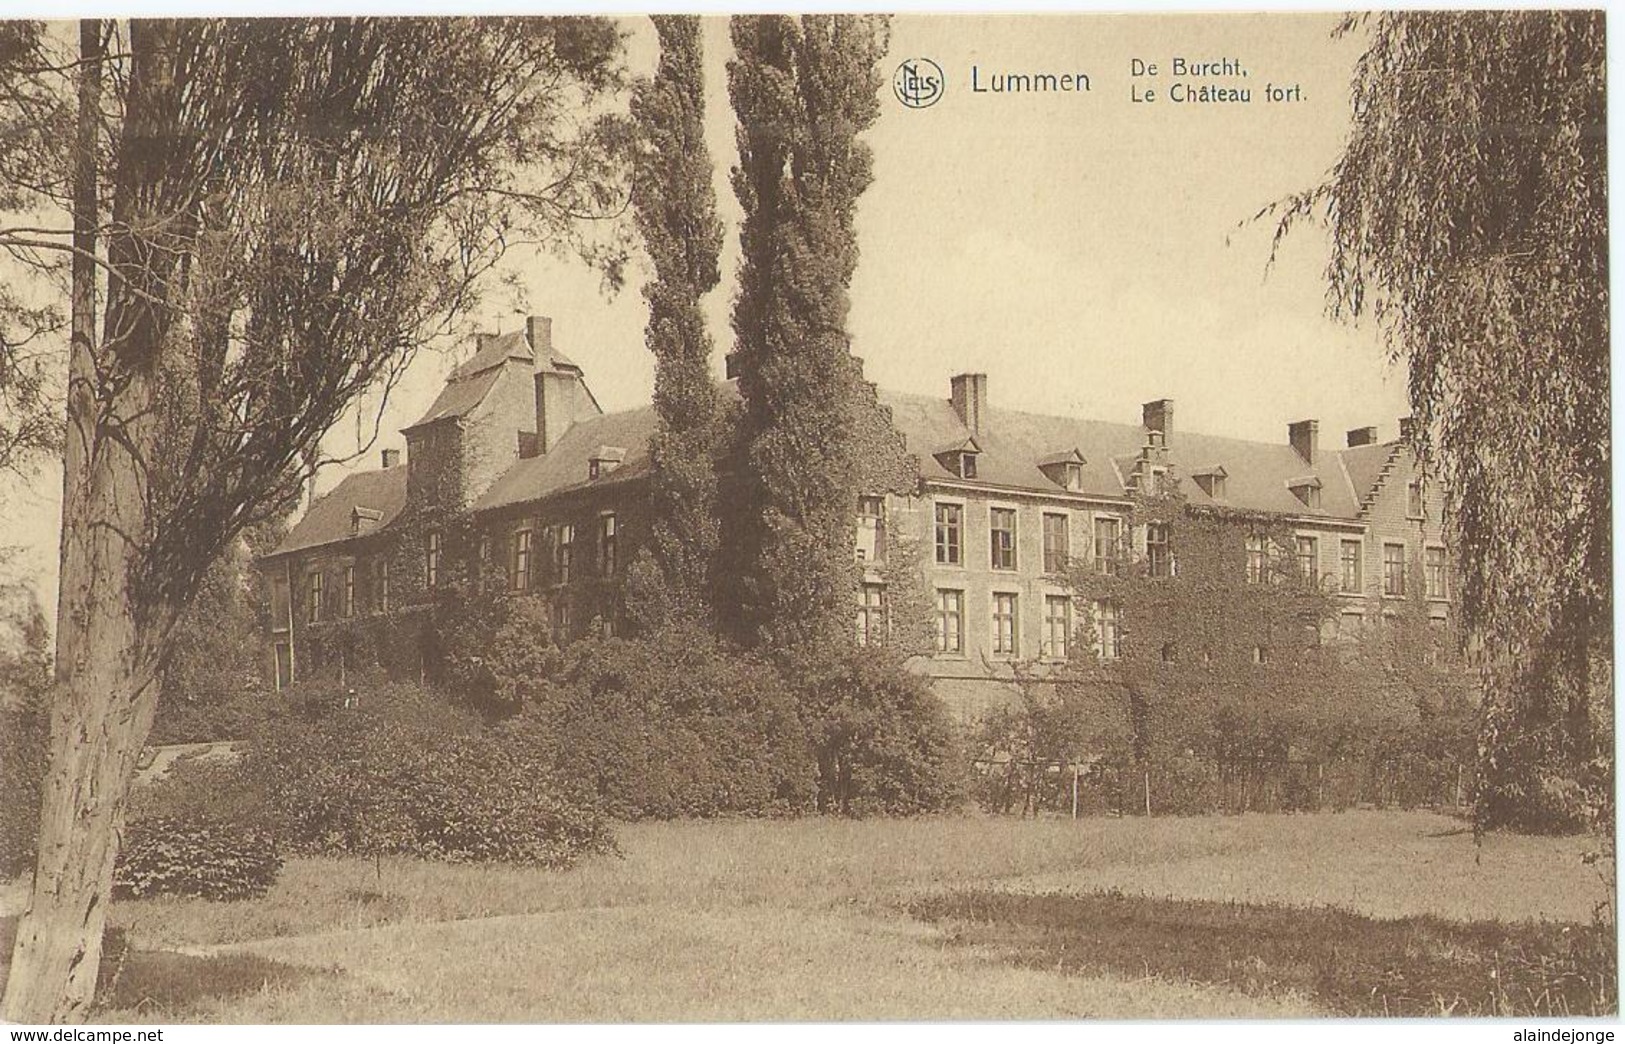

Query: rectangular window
[1383,542,1407,597]
[425,532,442,589]
[1246,535,1268,584]
[1340,540,1362,593]
[599,514,618,577]
[1042,513,1069,574]
[1093,516,1122,576]
[1425,546,1448,600]
[989,508,1017,570]
[992,592,1018,656]
[856,582,887,646]
[935,589,964,654]
[1043,595,1071,659]
[512,528,533,592]
[270,576,291,632]
[856,496,886,564]
[1408,480,1425,518]
[273,642,292,691]
[1295,536,1318,582]
[1092,599,1121,661]
[554,599,571,640]
[307,571,323,624]
[934,503,962,565]
[343,565,355,618]
[557,524,575,584]
[377,560,390,613]
[1147,522,1172,578]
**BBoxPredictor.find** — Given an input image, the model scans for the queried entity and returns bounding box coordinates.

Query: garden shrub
[438,590,557,710]
[0,701,45,878]
[244,679,613,866]
[113,815,281,901]
[0,624,50,878]
[508,628,817,819]
[800,647,964,816]
[149,679,279,746]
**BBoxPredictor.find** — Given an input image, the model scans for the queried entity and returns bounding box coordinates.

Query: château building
[259,316,1453,722]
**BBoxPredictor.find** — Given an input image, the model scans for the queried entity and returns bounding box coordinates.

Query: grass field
[1,810,1613,1021]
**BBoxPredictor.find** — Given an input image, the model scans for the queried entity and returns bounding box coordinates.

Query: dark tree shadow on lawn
[2,914,337,1018]
[909,890,1616,1017]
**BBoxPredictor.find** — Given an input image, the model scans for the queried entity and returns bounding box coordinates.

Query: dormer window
[933,437,983,482]
[1038,449,1087,492]
[1191,466,1228,501]
[588,445,627,481]
[1288,476,1323,510]
[350,506,384,536]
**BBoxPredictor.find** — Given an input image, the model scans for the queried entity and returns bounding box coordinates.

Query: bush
[510,629,817,819]
[0,701,45,878]
[0,656,50,879]
[438,590,557,710]
[244,679,613,866]
[149,679,279,745]
[113,816,281,901]
[801,647,964,816]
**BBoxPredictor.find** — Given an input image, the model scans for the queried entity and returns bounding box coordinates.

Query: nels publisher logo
[894,58,944,109]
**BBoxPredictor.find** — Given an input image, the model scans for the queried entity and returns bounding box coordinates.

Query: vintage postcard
[0,9,1612,1030]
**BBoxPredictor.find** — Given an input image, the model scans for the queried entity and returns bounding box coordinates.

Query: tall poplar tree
[625,15,725,631]
[1278,11,1609,833]
[725,13,896,655]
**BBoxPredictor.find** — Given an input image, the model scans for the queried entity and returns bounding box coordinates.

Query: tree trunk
[2,21,179,1022]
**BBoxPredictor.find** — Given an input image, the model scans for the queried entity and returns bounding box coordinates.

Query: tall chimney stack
[1142,398,1174,436]
[526,315,553,357]
[1346,426,1378,448]
[1288,419,1319,464]
[381,448,400,469]
[1398,415,1416,442]
[950,373,988,435]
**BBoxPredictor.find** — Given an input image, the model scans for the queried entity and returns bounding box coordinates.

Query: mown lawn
[1,810,1611,1021]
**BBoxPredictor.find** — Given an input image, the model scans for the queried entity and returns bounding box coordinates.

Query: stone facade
[259,319,1453,720]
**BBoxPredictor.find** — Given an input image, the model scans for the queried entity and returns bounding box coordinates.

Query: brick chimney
[1346,426,1378,448]
[1142,398,1174,436]
[1288,419,1319,464]
[950,373,988,435]
[526,315,552,356]
[380,448,400,469]
[1398,415,1416,442]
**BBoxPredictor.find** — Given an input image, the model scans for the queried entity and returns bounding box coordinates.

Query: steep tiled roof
[407,366,503,429]
[274,373,1398,558]
[877,389,1368,520]
[473,406,661,512]
[450,331,533,380]
[266,466,408,558]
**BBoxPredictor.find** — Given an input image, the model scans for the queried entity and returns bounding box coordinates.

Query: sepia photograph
[0,8,1613,1027]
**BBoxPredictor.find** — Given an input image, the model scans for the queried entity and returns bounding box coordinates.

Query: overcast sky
[2,12,1411,621]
